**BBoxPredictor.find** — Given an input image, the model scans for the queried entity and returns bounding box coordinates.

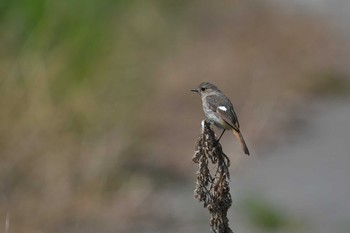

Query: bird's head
[191,82,220,96]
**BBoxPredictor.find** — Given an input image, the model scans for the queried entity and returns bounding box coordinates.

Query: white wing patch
[218,106,227,111]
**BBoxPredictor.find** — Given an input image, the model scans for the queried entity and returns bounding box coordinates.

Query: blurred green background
[1,0,350,232]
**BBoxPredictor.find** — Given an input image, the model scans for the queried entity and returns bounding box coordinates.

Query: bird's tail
[232,130,250,155]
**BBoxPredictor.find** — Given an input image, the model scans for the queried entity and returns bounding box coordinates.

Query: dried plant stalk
[193,120,233,233]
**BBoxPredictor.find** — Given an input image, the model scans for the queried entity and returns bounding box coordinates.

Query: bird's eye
[201,87,206,91]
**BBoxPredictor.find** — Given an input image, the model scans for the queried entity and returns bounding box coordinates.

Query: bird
[191,82,250,155]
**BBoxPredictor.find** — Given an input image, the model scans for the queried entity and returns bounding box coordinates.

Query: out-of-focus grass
[0,0,191,232]
[242,197,297,231]
[295,71,350,96]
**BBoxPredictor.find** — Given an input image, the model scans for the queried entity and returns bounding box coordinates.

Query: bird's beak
[191,88,199,93]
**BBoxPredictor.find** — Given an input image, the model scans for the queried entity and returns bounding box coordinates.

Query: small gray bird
[191,82,250,155]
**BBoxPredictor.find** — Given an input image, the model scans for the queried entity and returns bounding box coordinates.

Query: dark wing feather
[216,108,240,132]
[205,94,222,111]
[206,94,240,131]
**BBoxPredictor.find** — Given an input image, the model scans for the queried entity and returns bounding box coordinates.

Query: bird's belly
[212,118,231,129]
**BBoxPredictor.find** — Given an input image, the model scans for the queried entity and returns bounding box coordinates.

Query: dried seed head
[193,121,233,233]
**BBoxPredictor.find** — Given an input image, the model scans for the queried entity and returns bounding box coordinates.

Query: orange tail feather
[232,130,250,155]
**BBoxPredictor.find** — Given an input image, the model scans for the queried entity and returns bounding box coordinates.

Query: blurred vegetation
[0,0,192,232]
[297,71,350,96]
[242,197,292,231]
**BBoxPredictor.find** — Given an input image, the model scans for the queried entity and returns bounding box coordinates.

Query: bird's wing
[216,107,240,132]
[205,94,222,112]
[206,94,240,131]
